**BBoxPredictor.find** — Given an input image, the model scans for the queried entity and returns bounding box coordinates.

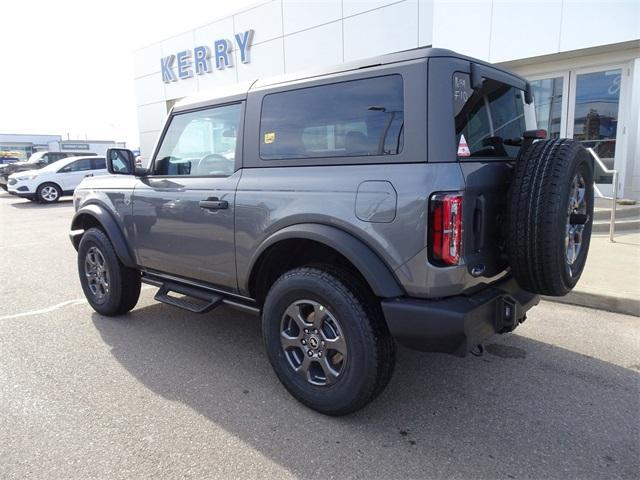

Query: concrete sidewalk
[545,232,640,316]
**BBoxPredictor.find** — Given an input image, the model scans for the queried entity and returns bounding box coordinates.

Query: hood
[9,169,40,178]
[2,161,39,174]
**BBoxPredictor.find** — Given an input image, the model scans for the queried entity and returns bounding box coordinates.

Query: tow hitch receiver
[499,296,520,332]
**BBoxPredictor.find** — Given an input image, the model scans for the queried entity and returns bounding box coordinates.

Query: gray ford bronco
[70,48,594,415]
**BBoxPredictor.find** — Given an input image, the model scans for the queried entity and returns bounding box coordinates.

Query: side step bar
[154,282,223,314]
[142,272,261,315]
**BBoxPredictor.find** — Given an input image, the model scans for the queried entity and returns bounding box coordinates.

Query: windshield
[27,152,46,163]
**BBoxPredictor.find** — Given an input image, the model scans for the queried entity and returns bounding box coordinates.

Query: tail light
[429,192,463,266]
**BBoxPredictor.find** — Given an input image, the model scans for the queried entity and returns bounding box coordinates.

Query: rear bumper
[381,277,539,356]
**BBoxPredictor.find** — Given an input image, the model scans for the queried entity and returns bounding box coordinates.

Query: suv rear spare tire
[507,138,594,296]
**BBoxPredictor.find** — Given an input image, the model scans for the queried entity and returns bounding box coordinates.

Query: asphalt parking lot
[1,192,639,480]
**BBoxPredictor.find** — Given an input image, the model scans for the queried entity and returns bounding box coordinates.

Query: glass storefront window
[530,77,563,139]
[0,145,30,161]
[573,69,621,182]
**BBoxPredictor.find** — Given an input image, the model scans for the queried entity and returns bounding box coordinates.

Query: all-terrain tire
[262,267,396,416]
[507,138,594,296]
[78,227,141,316]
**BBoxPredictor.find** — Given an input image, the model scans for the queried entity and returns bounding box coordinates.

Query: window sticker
[457,134,471,157]
[453,73,473,117]
[264,132,276,144]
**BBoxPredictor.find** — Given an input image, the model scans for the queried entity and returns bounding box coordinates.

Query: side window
[60,159,92,172]
[453,72,526,158]
[91,158,106,170]
[260,75,404,160]
[154,103,241,177]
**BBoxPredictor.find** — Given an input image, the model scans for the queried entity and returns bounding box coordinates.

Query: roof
[174,81,256,111]
[173,47,529,112]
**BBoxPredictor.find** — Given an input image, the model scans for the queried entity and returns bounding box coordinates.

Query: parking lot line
[1,241,52,248]
[0,298,88,320]
[0,286,155,321]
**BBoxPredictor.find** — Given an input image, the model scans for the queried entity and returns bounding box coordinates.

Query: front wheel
[36,182,62,203]
[262,267,395,416]
[78,228,141,316]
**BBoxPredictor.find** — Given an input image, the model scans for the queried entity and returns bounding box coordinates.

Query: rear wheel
[262,267,395,416]
[507,139,594,296]
[36,182,61,203]
[78,228,141,316]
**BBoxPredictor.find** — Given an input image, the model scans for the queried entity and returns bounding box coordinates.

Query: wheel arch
[245,224,404,304]
[70,203,136,268]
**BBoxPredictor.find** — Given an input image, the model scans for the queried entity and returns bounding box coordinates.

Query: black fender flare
[246,223,404,298]
[70,204,136,268]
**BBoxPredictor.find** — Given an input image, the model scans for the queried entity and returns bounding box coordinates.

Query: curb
[543,291,640,317]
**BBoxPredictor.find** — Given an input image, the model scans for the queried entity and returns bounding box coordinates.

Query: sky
[0,0,259,148]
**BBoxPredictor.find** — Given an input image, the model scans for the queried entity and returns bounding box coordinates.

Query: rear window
[91,158,106,170]
[453,72,526,158]
[260,75,404,160]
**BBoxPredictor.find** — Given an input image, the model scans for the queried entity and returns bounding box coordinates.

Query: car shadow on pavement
[9,198,73,209]
[92,304,639,479]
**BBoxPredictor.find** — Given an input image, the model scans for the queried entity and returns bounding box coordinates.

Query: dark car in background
[0,156,20,166]
[0,150,96,191]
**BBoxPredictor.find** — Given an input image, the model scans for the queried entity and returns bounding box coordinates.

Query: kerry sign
[160,29,254,83]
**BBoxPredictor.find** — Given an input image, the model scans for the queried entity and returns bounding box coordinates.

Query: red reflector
[429,192,463,266]
[523,129,548,140]
[534,129,547,138]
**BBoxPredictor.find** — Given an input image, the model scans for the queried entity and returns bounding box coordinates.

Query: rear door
[429,58,530,281]
[456,69,530,279]
[90,157,108,177]
[130,102,244,291]
[56,158,93,191]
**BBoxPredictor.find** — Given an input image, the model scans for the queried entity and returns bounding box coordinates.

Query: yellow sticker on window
[264,132,276,144]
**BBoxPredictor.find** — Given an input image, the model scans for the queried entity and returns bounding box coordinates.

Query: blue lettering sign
[194,46,211,75]
[176,50,193,79]
[214,39,233,70]
[160,30,255,82]
[235,30,254,64]
[160,55,177,83]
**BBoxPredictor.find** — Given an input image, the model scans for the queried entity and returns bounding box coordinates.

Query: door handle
[84,173,94,177]
[199,197,228,210]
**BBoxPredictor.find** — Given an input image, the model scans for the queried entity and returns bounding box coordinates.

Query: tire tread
[507,139,593,295]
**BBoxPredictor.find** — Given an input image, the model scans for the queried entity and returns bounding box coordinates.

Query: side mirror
[106,148,135,175]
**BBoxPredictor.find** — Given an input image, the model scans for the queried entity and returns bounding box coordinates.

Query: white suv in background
[8,156,107,203]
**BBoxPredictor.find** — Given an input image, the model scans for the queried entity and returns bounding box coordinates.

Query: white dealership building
[134,0,640,199]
